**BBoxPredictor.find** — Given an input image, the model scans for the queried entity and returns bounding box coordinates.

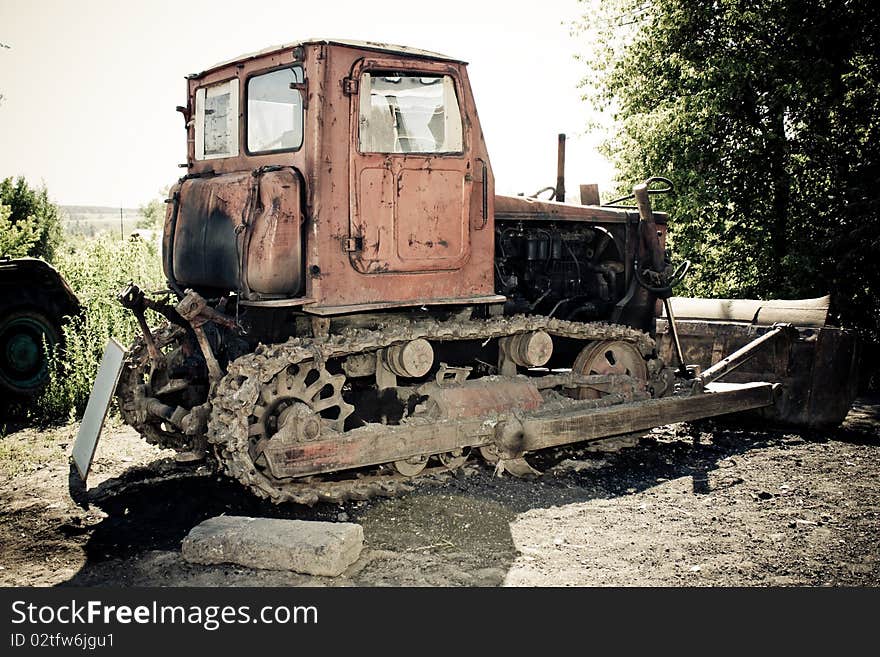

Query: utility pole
[120,205,124,240]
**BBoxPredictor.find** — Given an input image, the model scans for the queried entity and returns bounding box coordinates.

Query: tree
[137,188,170,231]
[0,202,40,257]
[0,39,9,106]
[0,177,64,262]
[578,0,880,339]
[136,199,163,230]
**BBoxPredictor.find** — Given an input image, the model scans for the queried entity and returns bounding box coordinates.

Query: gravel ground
[0,399,877,587]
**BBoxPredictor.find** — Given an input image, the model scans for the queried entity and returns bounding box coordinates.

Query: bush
[34,235,165,424]
[0,177,63,262]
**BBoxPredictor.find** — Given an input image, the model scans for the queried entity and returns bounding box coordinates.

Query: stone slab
[181,515,364,577]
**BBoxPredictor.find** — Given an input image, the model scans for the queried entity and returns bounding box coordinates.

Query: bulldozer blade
[71,338,127,481]
[657,296,860,428]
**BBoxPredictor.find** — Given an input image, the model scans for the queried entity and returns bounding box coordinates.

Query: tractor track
[207,315,670,505]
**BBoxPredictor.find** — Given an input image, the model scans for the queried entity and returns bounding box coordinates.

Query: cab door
[348,59,472,274]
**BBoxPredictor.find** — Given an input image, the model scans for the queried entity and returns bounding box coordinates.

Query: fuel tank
[163,168,303,298]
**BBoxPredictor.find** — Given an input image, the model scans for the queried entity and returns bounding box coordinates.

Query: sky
[0,0,614,208]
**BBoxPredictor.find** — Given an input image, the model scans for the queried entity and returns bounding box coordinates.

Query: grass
[34,234,165,425]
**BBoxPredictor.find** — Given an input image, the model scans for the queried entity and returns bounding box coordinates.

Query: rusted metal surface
[245,170,304,296]
[207,315,666,503]
[175,41,496,310]
[168,170,303,299]
[500,330,553,368]
[238,297,315,308]
[169,41,665,316]
[212,354,772,482]
[520,381,777,452]
[0,257,82,399]
[494,194,666,225]
[656,318,860,428]
[555,133,566,201]
[111,40,861,510]
[570,340,648,401]
[633,182,665,273]
[663,295,831,328]
[302,294,507,316]
[698,324,796,385]
[117,325,193,450]
[118,284,164,366]
[347,58,471,275]
[383,338,434,378]
[417,377,544,421]
[0,257,80,316]
[175,289,237,330]
[195,39,467,79]
[660,296,689,376]
[168,173,246,293]
[579,184,600,205]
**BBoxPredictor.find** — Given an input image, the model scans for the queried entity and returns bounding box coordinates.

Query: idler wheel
[570,340,647,400]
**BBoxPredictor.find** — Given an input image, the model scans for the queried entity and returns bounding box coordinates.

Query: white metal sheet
[71,338,127,481]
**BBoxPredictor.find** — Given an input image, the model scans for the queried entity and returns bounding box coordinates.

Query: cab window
[358,73,463,154]
[247,66,304,153]
[194,79,239,160]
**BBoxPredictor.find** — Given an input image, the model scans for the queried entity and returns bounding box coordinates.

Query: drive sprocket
[208,350,430,505]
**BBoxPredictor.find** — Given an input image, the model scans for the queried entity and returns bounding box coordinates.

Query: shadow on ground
[54,397,879,586]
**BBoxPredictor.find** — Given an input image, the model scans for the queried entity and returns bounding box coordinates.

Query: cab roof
[194,38,466,78]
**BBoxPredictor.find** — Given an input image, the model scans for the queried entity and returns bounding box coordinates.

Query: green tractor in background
[0,256,80,414]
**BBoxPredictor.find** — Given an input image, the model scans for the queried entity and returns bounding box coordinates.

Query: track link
[208,315,668,505]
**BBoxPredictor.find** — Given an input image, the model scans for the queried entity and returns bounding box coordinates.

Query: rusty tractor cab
[97,39,858,505]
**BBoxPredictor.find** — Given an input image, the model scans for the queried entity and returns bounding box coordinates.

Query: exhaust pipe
[555,133,566,202]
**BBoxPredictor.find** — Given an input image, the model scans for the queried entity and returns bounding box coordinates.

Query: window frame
[356,70,466,156]
[194,77,240,161]
[244,63,306,156]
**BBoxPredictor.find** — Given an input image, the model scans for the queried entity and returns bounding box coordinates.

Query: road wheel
[0,308,61,397]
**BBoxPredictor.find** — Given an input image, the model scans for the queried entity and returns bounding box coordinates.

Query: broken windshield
[358,73,463,154]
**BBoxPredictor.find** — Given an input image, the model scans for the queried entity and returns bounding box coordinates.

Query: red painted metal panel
[176,42,497,312]
[245,170,303,296]
[397,168,467,263]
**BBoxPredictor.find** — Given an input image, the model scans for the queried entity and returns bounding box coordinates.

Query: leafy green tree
[137,188,170,231]
[137,198,165,231]
[579,0,880,338]
[0,202,40,257]
[0,177,63,262]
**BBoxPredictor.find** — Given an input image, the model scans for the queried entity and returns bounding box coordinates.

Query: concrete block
[181,516,364,576]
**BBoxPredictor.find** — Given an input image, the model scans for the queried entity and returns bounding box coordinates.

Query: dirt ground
[1,400,878,587]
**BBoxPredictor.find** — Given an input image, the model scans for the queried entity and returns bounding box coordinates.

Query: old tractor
[98,39,857,504]
[0,257,80,411]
